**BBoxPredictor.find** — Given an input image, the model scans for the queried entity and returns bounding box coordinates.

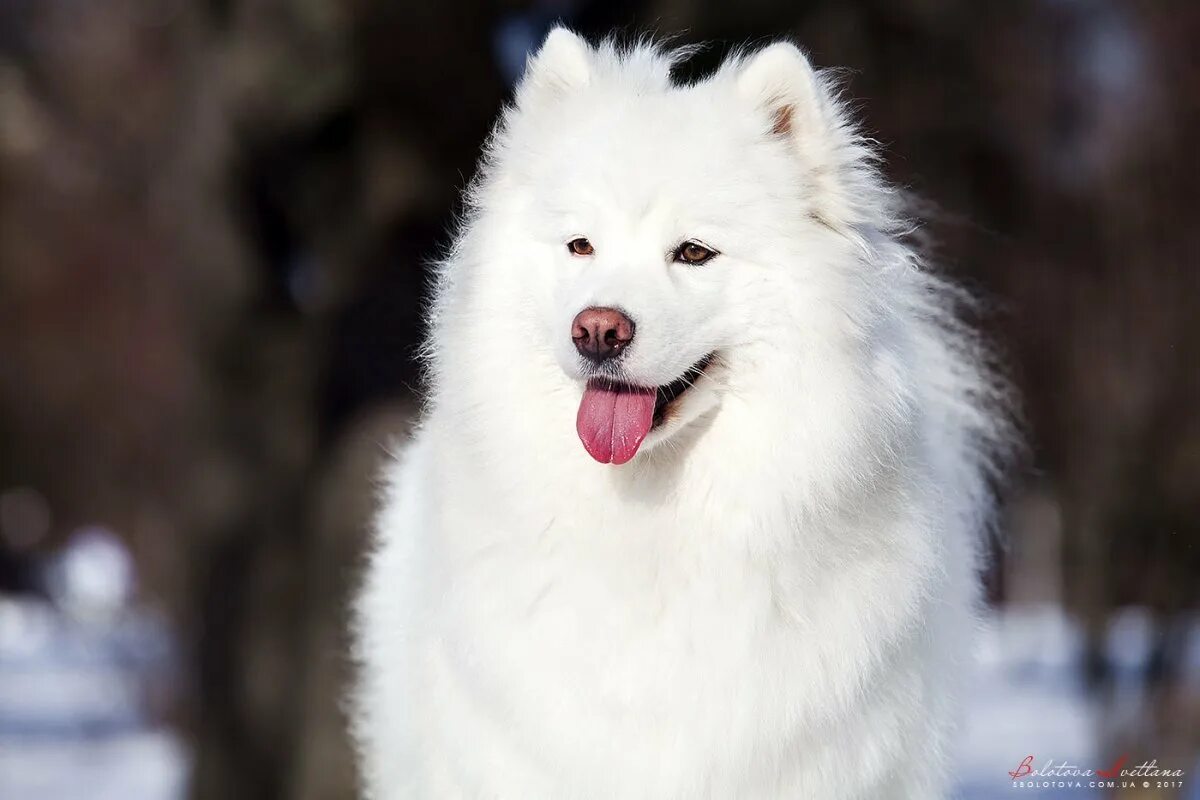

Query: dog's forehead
[575,87,747,164]
[526,88,773,215]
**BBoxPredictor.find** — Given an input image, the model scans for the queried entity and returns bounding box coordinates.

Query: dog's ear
[737,43,878,232]
[735,42,828,143]
[517,28,591,107]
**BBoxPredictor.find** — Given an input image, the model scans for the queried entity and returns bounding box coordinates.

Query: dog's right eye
[673,240,718,265]
[567,237,594,257]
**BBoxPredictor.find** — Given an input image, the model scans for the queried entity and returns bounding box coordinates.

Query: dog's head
[459,30,898,466]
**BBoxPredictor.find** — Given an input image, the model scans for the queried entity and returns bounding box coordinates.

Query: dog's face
[479,31,868,464]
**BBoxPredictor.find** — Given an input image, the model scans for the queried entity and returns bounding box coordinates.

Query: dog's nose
[572,307,635,363]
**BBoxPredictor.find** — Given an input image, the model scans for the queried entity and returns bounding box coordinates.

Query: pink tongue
[576,381,657,465]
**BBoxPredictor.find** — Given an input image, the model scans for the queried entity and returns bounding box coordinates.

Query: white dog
[353,29,1010,799]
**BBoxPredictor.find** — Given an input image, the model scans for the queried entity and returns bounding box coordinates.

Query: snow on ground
[957,606,1102,798]
[957,605,1200,799]
[0,596,187,799]
[0,730,187,800]
[0,531,188,800]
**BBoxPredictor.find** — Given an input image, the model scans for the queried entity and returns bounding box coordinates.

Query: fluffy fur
[353,29,1010,799]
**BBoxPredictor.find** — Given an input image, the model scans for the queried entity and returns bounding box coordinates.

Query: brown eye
[674,241,717,265]
[567,237,594,256]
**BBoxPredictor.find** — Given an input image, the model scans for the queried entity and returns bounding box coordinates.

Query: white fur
[353,30,1010,800]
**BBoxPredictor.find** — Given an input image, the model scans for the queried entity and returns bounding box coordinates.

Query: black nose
[572,307,635,363]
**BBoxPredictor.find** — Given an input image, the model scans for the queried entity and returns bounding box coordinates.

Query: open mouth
[575,353,715,465]
[653,353,714,427]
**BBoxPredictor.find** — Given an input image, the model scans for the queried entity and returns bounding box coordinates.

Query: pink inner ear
[771,103,795,137]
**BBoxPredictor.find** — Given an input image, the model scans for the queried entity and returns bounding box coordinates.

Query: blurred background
[0,0,1197,798]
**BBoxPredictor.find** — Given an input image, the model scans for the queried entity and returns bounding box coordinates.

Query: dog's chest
[433,527,824,767]
[401,461,944,797]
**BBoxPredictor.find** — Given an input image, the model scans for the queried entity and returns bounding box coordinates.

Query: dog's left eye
[567,237,594,257]
[673,241,718,265]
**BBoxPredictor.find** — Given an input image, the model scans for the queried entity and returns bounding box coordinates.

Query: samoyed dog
[354,28,1009,799]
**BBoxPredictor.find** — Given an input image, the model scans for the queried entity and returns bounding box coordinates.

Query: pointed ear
[516,28,591,107]
[736,42,828,141]
[737,44,875,231]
